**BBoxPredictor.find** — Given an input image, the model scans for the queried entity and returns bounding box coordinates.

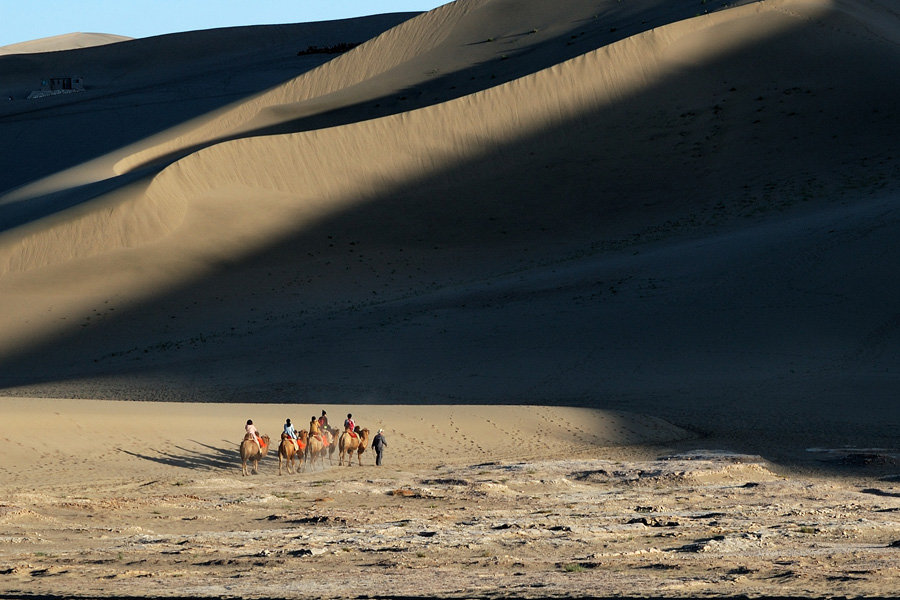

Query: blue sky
[0,0,448,47]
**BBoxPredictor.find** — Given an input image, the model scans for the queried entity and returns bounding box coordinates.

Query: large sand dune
[1,0,899,465]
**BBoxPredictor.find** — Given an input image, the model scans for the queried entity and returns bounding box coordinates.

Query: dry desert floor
[1,399,898,599]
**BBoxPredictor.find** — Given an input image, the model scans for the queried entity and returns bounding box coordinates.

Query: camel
[323,426,339,464]
[278,431,305,475]
[240,433,270,476]
[338,428,369,466]
[305,429,328,470]
[324,428,336,464]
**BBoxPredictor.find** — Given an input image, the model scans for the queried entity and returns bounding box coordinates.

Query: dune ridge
[0,32,132,55]
[112,1,485,175]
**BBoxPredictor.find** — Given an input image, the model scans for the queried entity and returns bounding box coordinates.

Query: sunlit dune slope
[0,32,132,55]
[113,0,755,174]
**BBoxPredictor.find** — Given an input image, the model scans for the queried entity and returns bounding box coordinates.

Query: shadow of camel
[118,439,266,472]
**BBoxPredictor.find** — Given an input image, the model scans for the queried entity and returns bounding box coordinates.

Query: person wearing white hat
[373,428,387,466]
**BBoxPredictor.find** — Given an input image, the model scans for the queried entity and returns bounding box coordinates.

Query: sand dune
[1,0,899,468]
[0,32,133,55]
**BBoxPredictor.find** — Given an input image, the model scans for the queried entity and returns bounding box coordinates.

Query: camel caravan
[240,412,371,475]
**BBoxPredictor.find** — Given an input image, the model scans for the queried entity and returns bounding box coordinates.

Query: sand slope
[0,0,899,468]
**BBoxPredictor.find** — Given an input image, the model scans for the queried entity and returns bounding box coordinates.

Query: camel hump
[243,433,254,442]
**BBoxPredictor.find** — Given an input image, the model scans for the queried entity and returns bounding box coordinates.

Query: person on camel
[284,418,299,450]
[309,415,324,444]
[344,413,358,439]
[318,410,330,433]
[245,419,263,453]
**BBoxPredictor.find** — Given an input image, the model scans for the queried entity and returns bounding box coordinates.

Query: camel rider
[284,418,299,450]
[309,415,323,444]
[318,410,329,432]
[344,413,358,439]
[245,419,262,453]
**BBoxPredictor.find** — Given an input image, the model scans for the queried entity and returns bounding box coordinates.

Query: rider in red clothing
[344,413,358,438]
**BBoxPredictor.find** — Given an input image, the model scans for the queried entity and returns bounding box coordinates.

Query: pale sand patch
[0,397,689,487]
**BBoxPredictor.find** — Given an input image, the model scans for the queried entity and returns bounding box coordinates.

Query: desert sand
[1,398,898,598]
[1,0,899,597]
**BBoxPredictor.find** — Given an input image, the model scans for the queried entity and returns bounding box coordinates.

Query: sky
[0,0,448,47]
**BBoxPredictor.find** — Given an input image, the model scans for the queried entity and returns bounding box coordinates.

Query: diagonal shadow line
[0,0,752,233]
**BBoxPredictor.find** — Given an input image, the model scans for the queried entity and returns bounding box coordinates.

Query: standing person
[284,418,299,450]
[245,419,262,452]
[373,429,387,466]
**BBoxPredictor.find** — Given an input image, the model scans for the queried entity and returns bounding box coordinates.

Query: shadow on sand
[119,440,240,471]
